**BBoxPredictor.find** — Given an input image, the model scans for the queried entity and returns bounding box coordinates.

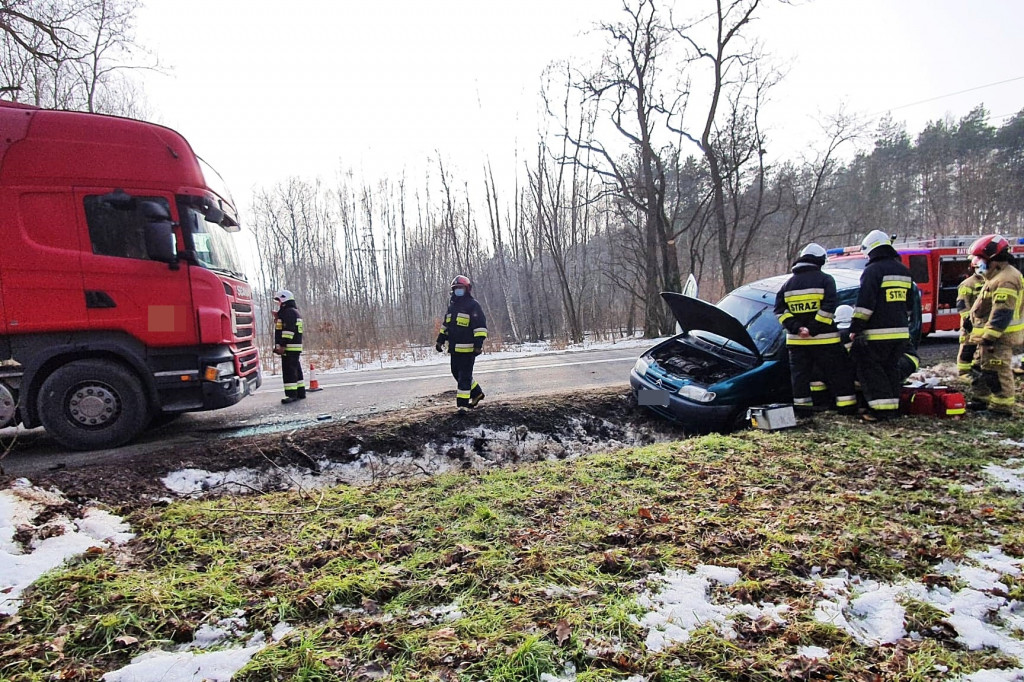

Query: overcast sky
[134,0,1023,215]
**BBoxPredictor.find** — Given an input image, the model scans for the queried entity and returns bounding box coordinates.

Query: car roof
[729,269,862,303]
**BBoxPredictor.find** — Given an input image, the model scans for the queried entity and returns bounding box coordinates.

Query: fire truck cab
[0,101,261,450]
[824,236,1024,335]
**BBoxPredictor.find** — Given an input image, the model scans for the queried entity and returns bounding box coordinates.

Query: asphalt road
[0,335,960,477]
[0,346,645,475]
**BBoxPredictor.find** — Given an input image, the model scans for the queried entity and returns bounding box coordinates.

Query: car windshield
[690,294,783,356]
[183,207,247,279]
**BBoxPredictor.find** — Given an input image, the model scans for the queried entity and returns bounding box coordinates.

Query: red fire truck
[0,100,261,450]
[824,236,1024,336]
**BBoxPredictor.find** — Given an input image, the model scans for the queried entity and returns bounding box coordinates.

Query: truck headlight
[204,360,235,381]
[678,385,716,403]
[633,357,650,376]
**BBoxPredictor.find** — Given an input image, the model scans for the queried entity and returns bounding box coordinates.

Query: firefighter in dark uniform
[965,234,1024,415]
[848,230,914,421]
[436,275,487,410]
[774,243,857,416]
[955,264,986,375]
[274,289,306,404]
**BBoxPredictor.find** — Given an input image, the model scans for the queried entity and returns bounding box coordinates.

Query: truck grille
[231,302,258,376]
[232,302,255,341]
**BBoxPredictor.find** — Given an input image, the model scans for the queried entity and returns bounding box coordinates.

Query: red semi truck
[0,100,261,450]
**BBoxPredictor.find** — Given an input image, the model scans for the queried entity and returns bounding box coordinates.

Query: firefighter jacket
[773,260,842,346]
[275,300,304,352]
[436,294,488,354]
[849,245,913,341]
[956,272,985,334]
[969,260,1024,345]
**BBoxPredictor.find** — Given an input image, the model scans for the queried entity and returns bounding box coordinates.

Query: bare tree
[1,0,153,116]
[557,0,680,337]
[668,0,780,291]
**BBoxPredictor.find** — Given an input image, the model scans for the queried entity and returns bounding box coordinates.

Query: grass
[1,412,1024,680]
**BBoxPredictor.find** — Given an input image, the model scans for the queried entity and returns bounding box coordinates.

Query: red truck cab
[0,100,261,450]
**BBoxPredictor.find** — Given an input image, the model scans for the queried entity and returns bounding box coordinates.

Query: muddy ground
[5,388,690,509]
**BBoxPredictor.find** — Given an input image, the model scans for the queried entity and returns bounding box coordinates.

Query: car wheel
[38,359,150,451]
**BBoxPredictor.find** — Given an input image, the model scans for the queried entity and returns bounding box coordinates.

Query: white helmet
[799,243,827,259]
[274,289,294,303]
[834,304,854,329]
[861,229,891,254]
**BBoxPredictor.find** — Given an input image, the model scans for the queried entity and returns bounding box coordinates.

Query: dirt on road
[5,388,689,509]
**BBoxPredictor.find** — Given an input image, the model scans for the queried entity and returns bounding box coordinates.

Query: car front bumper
[629,369,737,431]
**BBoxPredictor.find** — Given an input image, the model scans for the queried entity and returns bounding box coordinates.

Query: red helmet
[450,275,472,293]
[969,234,1010,261]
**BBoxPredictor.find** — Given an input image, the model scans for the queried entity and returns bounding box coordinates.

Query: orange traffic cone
[307,363,323,392]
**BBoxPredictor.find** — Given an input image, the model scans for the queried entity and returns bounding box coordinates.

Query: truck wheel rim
[67,383,120,428]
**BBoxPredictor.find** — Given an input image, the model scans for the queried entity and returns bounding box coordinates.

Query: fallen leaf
[555,619,571,645]
[114,635,138,646]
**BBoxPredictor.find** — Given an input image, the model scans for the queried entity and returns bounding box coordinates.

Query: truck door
[75,188,195,347]
[937,256,972,332]
[903,253,933,334]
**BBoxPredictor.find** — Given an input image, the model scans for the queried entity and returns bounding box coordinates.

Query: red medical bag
[899,385,965,418]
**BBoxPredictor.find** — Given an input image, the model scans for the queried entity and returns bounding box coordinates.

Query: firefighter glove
[474,347,482,356]
[963,318,973,334]
[435,342,444,353]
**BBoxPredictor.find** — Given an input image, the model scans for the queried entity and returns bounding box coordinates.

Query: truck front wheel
[38,360,150,451]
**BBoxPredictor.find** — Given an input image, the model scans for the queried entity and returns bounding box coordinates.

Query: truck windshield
[184,207,247,279]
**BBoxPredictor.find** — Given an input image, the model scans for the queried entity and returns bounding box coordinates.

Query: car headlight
[678,384,717,403]
[633,357,649,376]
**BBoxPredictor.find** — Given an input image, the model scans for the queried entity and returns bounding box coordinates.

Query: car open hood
[660,292,761,359]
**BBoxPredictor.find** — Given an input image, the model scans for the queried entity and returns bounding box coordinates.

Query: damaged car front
[629,277,808,432]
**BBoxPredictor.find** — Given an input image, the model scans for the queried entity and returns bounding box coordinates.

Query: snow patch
[633,565,789,652]
[797,645,829,659]
[102,619,293,682]
[983,462,1024,494]
[813,547,1024,662]
[0,481,135,616]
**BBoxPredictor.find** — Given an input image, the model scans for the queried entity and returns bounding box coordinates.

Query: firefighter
[965,234,1024,415]
[848,230,914,422]
[274,289,306,404]
[774,243,857,416]
[955,261,986,375]
[435,275,487,411]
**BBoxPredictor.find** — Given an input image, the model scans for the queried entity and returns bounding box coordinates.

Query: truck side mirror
[145,221,177,263]
[204,205,225,224]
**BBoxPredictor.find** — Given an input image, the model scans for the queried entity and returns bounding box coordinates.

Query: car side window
[83,195,168,260]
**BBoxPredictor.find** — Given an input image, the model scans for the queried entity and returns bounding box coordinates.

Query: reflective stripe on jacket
[970,261,1024,343]
[436,294,488,354]
[849,245,912,342]
[773,264,841,346]
[275,301,304,352]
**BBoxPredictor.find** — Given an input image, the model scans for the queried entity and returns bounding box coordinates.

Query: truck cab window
[84,195,169,260]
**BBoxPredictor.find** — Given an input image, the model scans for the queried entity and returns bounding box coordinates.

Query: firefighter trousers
[450,353,483,408]
[788,344,856,413]
[957,336,977,376]
[971,340,1015,413]
[282,352,306,399]
[851,339,903,416]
